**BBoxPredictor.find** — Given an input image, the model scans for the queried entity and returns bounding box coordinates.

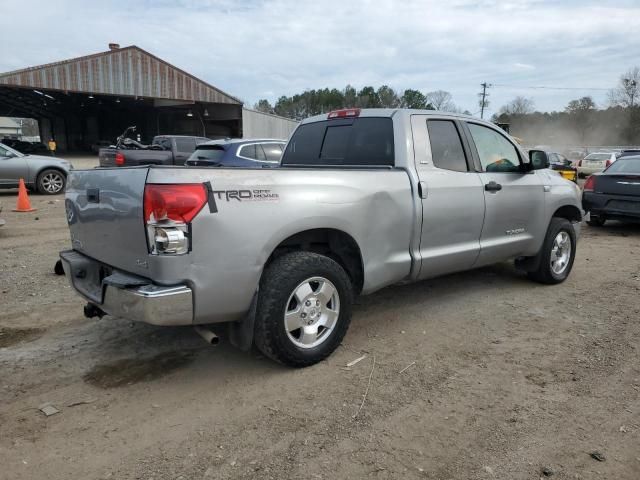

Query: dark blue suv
[185,139,286,167]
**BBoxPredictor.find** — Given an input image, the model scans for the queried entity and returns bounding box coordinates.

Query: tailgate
[99,147,117,167]
[65,167,151,276]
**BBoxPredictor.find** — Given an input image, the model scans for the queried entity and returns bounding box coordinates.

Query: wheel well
[553,205,582,223]
[266,229,364,294]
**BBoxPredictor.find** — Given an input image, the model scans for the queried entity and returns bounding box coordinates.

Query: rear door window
[262,143,283,162]
[282,117,394,167]
[239,144,257,159]
[427,120,468,172]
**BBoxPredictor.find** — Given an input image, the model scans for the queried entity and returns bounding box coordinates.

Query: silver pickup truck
[60,109,582,367]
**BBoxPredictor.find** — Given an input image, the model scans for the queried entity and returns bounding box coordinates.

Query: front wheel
[37,169,66,195]
[254,251,353,367]
[527,218,577,285]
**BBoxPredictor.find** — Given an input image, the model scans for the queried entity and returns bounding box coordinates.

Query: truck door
[410,115,485,280]
[461,121,545,266]
[173,137,196,165]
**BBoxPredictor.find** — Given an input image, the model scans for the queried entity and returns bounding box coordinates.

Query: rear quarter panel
[145,167,414,324]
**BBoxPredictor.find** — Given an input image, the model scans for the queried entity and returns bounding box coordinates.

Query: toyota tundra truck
[60,109,582,367]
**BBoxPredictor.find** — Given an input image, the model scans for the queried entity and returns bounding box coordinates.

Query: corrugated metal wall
[0,47,239,105]
[242,108,298,139]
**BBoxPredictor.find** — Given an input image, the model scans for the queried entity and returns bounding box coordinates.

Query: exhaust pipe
[194,325,219,346]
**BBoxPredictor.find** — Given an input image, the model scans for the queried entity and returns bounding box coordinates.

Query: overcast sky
[2,0,639,117]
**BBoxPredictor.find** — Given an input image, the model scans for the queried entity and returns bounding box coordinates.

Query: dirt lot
[1,161,639,479]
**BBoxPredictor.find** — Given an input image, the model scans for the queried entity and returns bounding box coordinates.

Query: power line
[492,83,610,91]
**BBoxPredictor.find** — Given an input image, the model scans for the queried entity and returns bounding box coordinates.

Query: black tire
[586,215,605,227]
[528,218,577,285]
[254,251,353,367]
[37,168,66,195]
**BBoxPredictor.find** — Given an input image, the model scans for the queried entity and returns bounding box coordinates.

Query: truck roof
[301,108,482,125]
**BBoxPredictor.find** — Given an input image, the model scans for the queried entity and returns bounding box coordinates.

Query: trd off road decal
[211,189,280,202]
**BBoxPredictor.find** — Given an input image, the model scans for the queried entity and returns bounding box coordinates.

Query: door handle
[418,181,427,199]
[484,181,502,193]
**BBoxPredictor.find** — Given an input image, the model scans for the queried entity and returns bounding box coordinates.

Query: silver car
[577,152,617,178]
[0,142,71,194]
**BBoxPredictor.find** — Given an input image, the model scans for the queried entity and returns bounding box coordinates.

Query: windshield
[188,145,226,162]
[0,142,25,157]
[605,157,640,173]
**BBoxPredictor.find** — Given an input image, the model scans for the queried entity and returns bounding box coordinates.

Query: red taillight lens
[328,108,361,119]
[583,175,596,192]
[144,184,207,223]
[115,152,125,166]
[605,159,612,168]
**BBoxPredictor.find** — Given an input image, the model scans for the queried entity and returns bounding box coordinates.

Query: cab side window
[427,120,468,172]
[467,123,521,173]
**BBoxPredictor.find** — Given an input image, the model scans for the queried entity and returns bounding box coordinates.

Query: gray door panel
[411,115,485,279]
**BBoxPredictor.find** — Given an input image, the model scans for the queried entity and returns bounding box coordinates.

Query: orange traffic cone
[13,178,36,212]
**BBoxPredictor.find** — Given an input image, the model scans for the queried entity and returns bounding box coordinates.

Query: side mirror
[529,150,550,170]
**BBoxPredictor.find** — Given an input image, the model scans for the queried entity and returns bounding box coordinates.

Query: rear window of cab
[282,117,394,167]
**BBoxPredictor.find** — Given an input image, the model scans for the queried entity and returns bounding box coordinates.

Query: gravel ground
[1,163,639,479]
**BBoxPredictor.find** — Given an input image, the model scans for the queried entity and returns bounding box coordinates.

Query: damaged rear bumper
[59,250,193,326]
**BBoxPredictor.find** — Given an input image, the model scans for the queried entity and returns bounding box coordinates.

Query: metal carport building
[0,44,244,152]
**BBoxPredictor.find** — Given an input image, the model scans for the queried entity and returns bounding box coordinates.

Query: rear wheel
[37,169,66,195]
[254,251,353,367]
[528,218,576,285]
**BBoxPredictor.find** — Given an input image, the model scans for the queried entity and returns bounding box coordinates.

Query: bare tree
[608,66,639,108]
[426,90,457,112]
[498,96,535,115]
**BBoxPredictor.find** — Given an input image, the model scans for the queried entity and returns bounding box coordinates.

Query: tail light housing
[583,175,596,192]
[577,159,582,167]
[605,159,612,168]
[115,152,125,166]
[143,184,208,254]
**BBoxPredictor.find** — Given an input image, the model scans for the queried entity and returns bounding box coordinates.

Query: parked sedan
[577,152,617,178]
[582,155,640,226]
[185,138,286,167]
[0,142,71,194]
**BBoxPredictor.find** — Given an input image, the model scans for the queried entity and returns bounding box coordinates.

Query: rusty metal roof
[0,46,242,105]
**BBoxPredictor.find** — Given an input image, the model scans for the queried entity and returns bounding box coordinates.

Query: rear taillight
[143,184,208,254]
[115,152,125,166]
[583,175,596,192]
[577,160,582,167]
[605,159,612,168]
[328,108,361,119]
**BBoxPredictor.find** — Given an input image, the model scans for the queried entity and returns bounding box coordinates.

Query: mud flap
[227,292,258,351]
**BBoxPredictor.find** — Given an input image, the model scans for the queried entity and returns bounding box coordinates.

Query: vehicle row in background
[582,155,640,226]
[577,152,618,178]
[99,126,287,168]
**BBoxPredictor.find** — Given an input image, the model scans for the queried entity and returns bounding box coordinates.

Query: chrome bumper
[59,250,193,326]
[102,283,193,326]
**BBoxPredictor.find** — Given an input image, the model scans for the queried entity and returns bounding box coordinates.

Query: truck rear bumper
[59,250,193,326]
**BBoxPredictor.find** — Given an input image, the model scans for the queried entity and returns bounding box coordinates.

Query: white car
[577,152,617,178]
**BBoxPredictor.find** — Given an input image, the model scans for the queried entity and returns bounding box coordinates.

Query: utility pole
[479,82,491,119]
